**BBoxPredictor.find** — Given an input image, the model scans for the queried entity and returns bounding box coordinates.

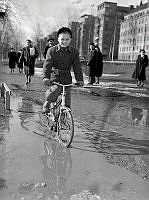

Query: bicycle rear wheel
[57,108,74,147]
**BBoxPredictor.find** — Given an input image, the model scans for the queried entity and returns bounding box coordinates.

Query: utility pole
[143,24,147,49]
[112,24,116,62]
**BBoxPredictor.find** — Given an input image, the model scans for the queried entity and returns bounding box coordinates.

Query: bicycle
[40,82,74,148]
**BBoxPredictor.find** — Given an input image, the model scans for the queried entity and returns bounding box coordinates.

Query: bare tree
[0,0,27,60]
[32,22,44,60]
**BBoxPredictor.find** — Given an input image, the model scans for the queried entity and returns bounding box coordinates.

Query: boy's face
[58,33,71,48]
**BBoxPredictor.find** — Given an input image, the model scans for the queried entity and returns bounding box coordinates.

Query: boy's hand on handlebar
[75,81,84,87]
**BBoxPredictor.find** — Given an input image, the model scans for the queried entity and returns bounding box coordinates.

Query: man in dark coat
[94,45,103,84]
[43,38,54,59]
[20,39,38,85]
[132,49,148,87]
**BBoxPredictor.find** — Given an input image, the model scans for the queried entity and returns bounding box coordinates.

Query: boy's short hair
[90,43,95,46]
[57,27,72,38]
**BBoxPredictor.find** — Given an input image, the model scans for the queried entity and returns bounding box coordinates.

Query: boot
[42,101,50,113]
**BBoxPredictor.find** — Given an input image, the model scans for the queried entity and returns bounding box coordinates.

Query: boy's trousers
[45,85,71,108]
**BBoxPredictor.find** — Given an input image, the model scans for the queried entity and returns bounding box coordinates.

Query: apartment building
[70,21,80,50]
[118,2,149,61]
[95,2,131,59]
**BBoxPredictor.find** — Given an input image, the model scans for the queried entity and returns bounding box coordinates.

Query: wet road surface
[0,86,149,199]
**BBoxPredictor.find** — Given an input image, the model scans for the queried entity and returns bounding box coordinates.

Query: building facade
[79,14,95,59]
[95,2,131,59]
[70,21,80,50]
[118,2,149,61]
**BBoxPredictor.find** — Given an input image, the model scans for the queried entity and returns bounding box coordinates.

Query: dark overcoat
[8,51,16,69]
[94,50,103,77]
[16,51,23,69]
[132,54,148,81]
[87,49,97,77]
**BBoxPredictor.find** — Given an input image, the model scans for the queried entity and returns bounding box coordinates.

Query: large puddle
[0,90,149,199]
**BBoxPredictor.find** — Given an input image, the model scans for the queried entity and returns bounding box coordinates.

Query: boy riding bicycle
[42,27,84,113]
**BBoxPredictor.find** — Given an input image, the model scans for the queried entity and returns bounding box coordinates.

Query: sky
[13,0,146,38]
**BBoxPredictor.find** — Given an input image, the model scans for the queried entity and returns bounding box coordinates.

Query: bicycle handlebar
[52,82,73,87]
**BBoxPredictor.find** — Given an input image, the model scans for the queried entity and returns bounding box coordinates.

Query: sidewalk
[1,65,149,100]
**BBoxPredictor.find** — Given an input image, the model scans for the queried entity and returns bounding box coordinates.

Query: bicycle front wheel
[57,108,74,147]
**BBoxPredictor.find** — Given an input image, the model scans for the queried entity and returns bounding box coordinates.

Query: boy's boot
[42,101,50,113]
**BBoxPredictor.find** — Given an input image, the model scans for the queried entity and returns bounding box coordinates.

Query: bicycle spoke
[58,108,74,147]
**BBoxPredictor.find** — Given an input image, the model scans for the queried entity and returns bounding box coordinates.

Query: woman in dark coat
[8,48,16,73]
[94,45,103,84]
[132,49,148,87]
[87,43,96,84]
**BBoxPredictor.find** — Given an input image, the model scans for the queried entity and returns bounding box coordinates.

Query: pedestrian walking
[42,27,84,113]
[87,43,96,84]
[8,47,16,73]
[43,38,54,59]
[16,49,23,73]
[94,45,103,84]
[20,39,38,85]
[132,49,148,87]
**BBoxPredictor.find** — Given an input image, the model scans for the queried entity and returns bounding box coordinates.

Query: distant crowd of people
[8,34,104,88]
[8,39,38,84]
[8,38,56,85]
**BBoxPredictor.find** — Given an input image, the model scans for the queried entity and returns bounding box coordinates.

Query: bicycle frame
[52,82,72,109]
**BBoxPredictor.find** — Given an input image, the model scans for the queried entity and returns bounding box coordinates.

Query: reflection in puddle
[85,129,149,155]
[0,178,7,190]
[39,140,72,199]
[17,99,35,131]
[131,107,149,126]
[72,93,149,180]
[0,111,11,133]
[16,140,73,199]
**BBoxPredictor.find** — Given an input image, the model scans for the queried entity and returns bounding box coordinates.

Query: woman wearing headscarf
[132,49,148,87]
